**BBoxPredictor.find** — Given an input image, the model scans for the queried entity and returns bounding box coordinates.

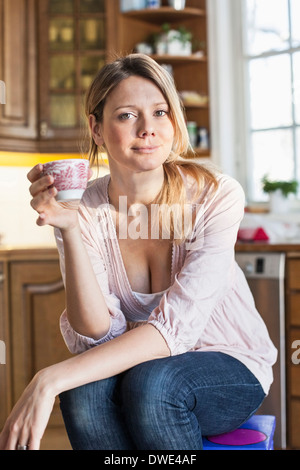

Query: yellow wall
[0,151,109,167]
[0,152,84,167]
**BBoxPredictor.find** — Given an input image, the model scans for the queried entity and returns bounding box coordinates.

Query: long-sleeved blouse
[55,172,277,395]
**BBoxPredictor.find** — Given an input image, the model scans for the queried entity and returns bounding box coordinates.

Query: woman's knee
[121,357,187,413]
[60,376,120,430]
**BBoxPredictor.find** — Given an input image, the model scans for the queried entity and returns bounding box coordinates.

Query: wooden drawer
[287,259,300,290]
[290,399,300,449]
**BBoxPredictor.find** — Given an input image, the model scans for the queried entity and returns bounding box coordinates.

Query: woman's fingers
[29,174,54,198]
[27,164,43,183]
[30,186,57,212]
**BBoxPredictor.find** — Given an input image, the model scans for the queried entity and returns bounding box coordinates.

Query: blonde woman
[0,54,276,450]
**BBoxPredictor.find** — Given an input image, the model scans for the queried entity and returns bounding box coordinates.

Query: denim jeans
[59,352,265,450]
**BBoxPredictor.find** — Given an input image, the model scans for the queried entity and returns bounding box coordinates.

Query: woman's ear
[89,114,104,146]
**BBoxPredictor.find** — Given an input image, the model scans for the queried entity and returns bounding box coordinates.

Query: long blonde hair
[85,54,218,243]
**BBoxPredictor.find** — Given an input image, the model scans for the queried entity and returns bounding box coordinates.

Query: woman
[0,54,277,450]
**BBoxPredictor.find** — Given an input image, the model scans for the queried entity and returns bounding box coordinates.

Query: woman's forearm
[61,223,110,339]
[42,324,170,397]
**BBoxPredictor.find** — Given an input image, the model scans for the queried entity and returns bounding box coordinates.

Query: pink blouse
[55,172,277,395]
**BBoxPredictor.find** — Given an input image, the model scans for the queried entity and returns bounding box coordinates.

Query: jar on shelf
[120,0,146,12]
[146,0,161,8]
[186,121,197,148]
[198,127,209,150]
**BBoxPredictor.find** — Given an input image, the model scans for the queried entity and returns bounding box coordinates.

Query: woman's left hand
[0,371,55,450]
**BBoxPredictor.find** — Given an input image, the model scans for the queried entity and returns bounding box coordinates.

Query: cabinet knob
[0,273,5,283]
[40,121,48,137]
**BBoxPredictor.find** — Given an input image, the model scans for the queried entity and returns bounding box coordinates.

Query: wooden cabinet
[118,0,210,157]
[0,0,118,153]
[236,243,300,449]
[0,249,72,450]
[0,0,38,149]
[0,260,11,429]
[286,255,300,449]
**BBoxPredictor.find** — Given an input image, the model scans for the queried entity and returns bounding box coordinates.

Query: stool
[202,415,276,450]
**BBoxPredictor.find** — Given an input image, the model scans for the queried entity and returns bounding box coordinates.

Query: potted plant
[167,25,192,55]
[262,175,298,213]
[151,23,192,56]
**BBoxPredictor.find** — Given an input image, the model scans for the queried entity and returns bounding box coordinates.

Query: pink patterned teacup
[43,159,90,201]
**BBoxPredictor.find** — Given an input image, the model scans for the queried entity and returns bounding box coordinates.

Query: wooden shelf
[182,102,209,109]
[119,1,210,161]
[122,7,206,24]
[151,53,207,63]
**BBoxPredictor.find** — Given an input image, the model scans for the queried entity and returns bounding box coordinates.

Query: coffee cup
[43,158,90,201]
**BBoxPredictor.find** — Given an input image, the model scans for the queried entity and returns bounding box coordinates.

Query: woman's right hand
[27,164,84,232]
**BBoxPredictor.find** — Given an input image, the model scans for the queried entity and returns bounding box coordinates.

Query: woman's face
[93,75,175,173]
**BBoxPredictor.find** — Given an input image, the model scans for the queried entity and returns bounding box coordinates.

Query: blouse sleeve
[148,175,245,355]
[54,208,127,354]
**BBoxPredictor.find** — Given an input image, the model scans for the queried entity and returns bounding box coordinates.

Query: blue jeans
[59,352,265,450]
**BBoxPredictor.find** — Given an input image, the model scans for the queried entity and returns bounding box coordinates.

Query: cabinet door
[0,0,38,150]
[9,260,72,450]
[0,261,11,429]
[37,0,118,151]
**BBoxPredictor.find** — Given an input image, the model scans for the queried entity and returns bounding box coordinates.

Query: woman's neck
[108,166,165,210]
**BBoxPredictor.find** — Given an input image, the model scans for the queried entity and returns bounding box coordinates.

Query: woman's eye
[119,113,134,121]
[155,110,168,117]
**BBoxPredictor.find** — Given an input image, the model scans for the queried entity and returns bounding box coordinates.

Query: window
[242,0,300,201]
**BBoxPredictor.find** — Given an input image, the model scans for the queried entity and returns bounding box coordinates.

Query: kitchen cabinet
[236,242,300,450]
[286,256,300,449]
[0,0,38,149]
[0,0,118,153]
[118,0,210,157]
[0,248,72,450]
[0,260,10,429]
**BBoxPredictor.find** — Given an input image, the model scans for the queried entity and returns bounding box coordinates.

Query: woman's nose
[137,116,155,137]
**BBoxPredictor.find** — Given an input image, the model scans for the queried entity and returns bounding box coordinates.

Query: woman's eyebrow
[113,102,168,112]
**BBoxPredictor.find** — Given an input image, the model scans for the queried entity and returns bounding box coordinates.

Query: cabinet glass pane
[50,56,75,90]
[81,56,105,90]
[80,19,105,50]
[251,129,294,200]
[80,0,105,13]
[249,54,292,129]
[245,0,290,56]
[50,95,76,127]
[49,19,74,52]
[50,0,74,14]
[293,52,300,124]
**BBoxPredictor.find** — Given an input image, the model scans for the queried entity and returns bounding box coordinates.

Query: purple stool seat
[202,415,276,450]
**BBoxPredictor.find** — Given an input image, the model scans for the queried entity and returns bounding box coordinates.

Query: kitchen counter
[236,240,300,253]
[2,241,300,255]
[0,245,58,261]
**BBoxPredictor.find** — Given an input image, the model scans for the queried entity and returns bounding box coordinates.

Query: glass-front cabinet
[38,0,113,149]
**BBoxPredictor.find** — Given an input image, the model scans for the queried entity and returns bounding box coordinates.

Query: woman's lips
[132,146,159,154]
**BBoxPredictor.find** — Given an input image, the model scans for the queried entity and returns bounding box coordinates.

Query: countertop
[236,240,300,253]
[1,240,300,258]
[0,245,58,261]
